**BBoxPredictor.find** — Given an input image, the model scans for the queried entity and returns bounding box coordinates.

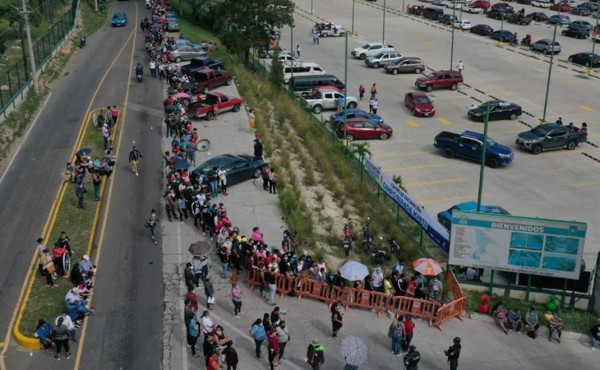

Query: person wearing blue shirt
[35,319,53,350]
[250,318,267,358]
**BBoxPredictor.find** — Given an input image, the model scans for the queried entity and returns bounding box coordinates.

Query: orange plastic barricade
[276,274,293,298]
[447,269,463,299]
[387,296,439,325]
[343,288,389,317]
[245,267,261,291]
[434,296,467,332]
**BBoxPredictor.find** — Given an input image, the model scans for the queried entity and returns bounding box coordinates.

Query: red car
[491,2,514,12]
[549,3,570,12]
[404,92,435,117]
[186,92,243,120]
[337,119,393,141]
[472,0,491,9]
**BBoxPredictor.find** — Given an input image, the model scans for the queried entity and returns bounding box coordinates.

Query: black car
[568,52,600,68]
[571,7,592,16]
[487,8,508,20]
[470,24,494,36]
[191,154,265,187]
[439,14,459,25]
[490,30,517,42]
[467,100,522,121]
[562,28,590,39]
[527,12,548,22]
[580,2,599,11]
[507,13,532,25]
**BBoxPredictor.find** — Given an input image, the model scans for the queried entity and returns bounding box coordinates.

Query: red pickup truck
[187,92,244,120]
[191,68,233,94]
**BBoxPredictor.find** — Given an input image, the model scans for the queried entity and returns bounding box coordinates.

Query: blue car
[489,30,516,42]
[330,108,384,126]
[437,201,510,231]
[111,12,127,27]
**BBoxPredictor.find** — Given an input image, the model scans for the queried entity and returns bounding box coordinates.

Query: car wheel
[567,140,577,150]
[322,33,328,38]
[450,83,458,90]
[347,102,357,109]
[232,104,241,112]
[202,87,209,94]
[205,111,214,120]
[426,85,433,92]
[414,67,422,74]
[532,144,543,154]
[392,69,399,75]
[486,157,500,168]
[380,133,389,140]
[346,134,354,142]
[443,147,455,158]
[175,57,182,63]
[313,105,323,114]
[509,113,517,120]
[360,53,367,60]
[226,77,233,85]
[412,108,418,116]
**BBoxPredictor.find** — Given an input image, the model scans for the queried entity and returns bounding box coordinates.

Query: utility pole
[19,0,39,93]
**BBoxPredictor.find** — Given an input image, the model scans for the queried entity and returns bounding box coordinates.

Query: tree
[391,174,408,193]
[350,142,372,164]
[213,0,294,63]
[269,45,284,87]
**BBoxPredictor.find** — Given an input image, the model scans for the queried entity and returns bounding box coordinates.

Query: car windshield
[485,137,497,147]
[361,44,370,49]
[532,126,552,136]
[414,97,431,104]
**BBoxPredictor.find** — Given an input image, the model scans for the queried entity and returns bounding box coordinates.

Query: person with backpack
[188,316,201,357]
[403,345,421,370]
[444,337,461,370]
[389,317,405,357]
[305,338,325,369]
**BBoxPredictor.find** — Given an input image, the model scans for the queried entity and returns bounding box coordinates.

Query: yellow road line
[383,163,445,172]
[571,180,600,187]
[418,194,487,205]
[372,151,424,159]
[404,177,469,188]
[579,105,596,112]
[438,117,451,126]
[406,119,419,128]
[74,5,139,369]
[545,164,600,173]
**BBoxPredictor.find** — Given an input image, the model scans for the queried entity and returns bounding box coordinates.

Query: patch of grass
[19,111,105,335]
[82,0,109,36]
[315,190,324,203]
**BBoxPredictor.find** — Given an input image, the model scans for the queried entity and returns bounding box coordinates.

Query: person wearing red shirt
[403,316,415,351]
[267,328,279,370]
[185,286,199,312]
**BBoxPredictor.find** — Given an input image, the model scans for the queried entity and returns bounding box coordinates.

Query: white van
[283,62,327,84]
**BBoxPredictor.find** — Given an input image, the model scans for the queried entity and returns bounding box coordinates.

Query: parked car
[111,12,127,27]
[528,12,549,22]
[365,52,403,68]
[415,70,463,91]
[407,5,425,14]
[568,20,593,31]
[434,131,514,168]
[423,7,445,20]
[530,39,561,55]
[531,0,552,8]
[467,100,522,121]
[336,119,393,141]
[472,0,491,9]
[571,6,592,15]
[351,43,395,60]
[438,202,510,231]
[330,109,384,126]
[562,27,590,39]
[186,92,243,120]
[384,56,425,74]
[191,68,233,94]
[439,14,459,25]
[464,5,484,13]
[491,2,514,12]
[191,155,265,187]
[567,52,600,67]
[487,8,508,20]
[580,2,599,11]
[438,201,510,231]
[319,23,346,37]
[547,15,570,26]
[167,45,207,62]
[549,2,570,12]
[432,0,450,5]
[516,123,588,154]
[404,91,435,117]
[454,19,473,30]
[166,39,203,51]
[470,24,494,36]
[507,13,533,25]
[181,56,224,75]
[302,86,359,114]
[446,0,468,9]
[490,30,517,42]
[167,19,180,32]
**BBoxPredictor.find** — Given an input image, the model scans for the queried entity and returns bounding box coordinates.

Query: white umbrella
[341,336,368,366]
[339,261,369,281]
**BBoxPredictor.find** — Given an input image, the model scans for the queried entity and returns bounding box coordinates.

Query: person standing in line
[250,318,267,358]
[204,277,215,310]
[207,351,220,370]
[359,84,365,100]
[184,262,196,292]
[149,60,157,77]
[296,44,301,58]
[254,137,263,159]
[222,340,239,370]
[456,60,464,74]
[276,321,290,360]
[370,83,377,99]
[444,337,461,370]
[101,122,110,151]
[55,312,77,343]
[75,182,86,209]
[52,317,71,360]
[146,209,159,244]
[200,310,215,341]
[267,328,280,370]
[188,315,201,357]
[306,339,325,370]
[129,146,143,176]
[331,302,343,339]
[231,282,243,318]
[92,171,101,201]
[217,167,228,196]
[269,168,278,194]
[110,105,119,126]
[403,316,415,350]
[389,317,405,357]
[248,109,256,132]
[265,268,277,306]
[371,99,379,114]
[368,97,376,114]
[403,345,421,370]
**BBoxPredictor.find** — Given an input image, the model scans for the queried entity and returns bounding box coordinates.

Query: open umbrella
[181,82,194,92]
[175,92,190,99]
[174,158,190,170]
[341,336,368,367]
[165,105,178,114]
[188,241,212,256]
[339,261,369,281]
[76,148,92,157]
[413,258,443,276]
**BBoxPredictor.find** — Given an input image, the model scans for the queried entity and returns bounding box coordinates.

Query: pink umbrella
[412,258,443,276]
[175,92,190,99]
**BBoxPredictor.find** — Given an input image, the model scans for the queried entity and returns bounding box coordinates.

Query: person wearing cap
[444,337,461,370]
[403,345,421,370]
[305,339,325,370]
[79,255,94,276]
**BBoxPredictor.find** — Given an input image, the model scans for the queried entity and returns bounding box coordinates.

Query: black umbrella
[189,241,212,256]
[181,82,194,91]
[76,148,92,157]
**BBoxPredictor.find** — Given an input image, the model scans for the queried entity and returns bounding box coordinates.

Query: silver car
[365,51,403,68]
[530,39,561,55]
[167,45,207,62]
[384,57,425,74]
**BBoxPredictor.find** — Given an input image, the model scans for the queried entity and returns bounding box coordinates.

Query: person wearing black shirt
[414,283,426,300]
[254,138,263,159]
[444,337,461,370]
[222,340,239,370]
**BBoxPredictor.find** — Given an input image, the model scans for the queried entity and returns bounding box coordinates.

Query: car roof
[408,91,429,98]
[194,155,241,172]
[314,85,343,91]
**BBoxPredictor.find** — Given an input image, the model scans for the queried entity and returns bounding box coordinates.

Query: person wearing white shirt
[56,313,78,342]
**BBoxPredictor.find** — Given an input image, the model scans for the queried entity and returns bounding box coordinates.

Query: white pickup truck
[301,86,359,114]
[351,42,395,60]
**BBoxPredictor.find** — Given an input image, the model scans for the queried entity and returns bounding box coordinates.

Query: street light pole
[542,8,560,122]
[290,24,294,80]
[383,0,387,43]
[499,1,506,46]
[311,0,314,15]
[477,104,493,294]
[590,13,599,74]
[352,0,356,35]
[344,32,349,146]
[450,5,456,69]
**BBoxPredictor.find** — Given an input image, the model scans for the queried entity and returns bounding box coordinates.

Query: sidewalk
[159,85,599,370]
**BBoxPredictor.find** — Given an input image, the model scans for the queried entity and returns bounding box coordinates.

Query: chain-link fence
[0,0,79,118]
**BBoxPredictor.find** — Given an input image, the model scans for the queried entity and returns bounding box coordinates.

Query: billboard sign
[449,211,586,279]
[364,158,450,252]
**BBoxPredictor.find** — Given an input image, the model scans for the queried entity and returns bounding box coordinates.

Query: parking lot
[279,0,600,267]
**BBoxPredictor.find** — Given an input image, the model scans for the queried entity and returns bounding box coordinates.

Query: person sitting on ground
[523,306,540,337]
[64,287,92,321]
[547,312,563,343]
[493,302,510,334]
[35,319,54,351]
[507,307,522,332]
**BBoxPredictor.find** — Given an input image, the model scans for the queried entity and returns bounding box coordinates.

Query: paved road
[281,0,600,271]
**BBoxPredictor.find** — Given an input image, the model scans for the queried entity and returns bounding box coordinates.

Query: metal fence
[247,53,445,260]
[0,0,79,119]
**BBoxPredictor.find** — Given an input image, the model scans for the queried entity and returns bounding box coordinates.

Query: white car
[351,42,396,60]
[446,1,467,9]
[454,19,473,30]
[464,5,484,13]
[432,0,449,6]
[531,0,552,8]
[320,24,346,37]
